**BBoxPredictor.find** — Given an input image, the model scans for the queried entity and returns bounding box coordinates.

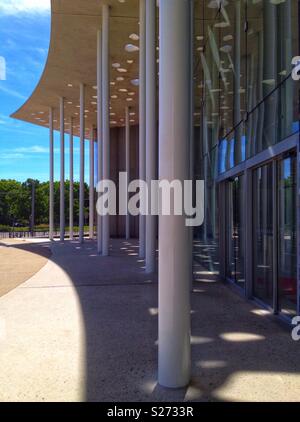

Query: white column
[89,127,95,239]
[102,4,110,256]
[263,0,277,149]
[97,29,102,254]
[79,83,85,244]
[158,0,191,388]
[145,0,157,273]
[125,106,131,240]
[139,0,146,258]
[234,0,242,165]
[69,116,74,240]
[59,97,65,242]
[189,0,194,290]
[49,107,54,241]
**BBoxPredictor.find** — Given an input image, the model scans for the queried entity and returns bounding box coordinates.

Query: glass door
[252,152,298,316]
[253,163,274,306]
[277,152,297,317]
[226,175,245,288]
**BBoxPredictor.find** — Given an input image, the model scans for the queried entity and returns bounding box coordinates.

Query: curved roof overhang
[11,0,140,137]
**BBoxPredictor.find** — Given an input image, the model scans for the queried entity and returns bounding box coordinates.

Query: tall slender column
[282,0,293,137]
[59,97,65,242]
[125,106,130,240]
[97,29,102,254]
[234,0,242,165]
[263,0,277,149]
[145,0,157,273]
[89,127,95,239]
[139,0,146,258]
[158,0,191,388]
[189,0,194,289]
[69,116,74,240]
[49,107,54,240]
[102,4,110,256]
[79,83,85,244]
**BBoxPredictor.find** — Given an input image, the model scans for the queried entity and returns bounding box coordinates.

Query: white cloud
[0,0,50,15]
[0,84,26,100]
[12,146,80,154]
[0,152,25,160]
[14,145,49,153]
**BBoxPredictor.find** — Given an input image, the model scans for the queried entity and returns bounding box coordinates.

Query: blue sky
[0,0,89,182]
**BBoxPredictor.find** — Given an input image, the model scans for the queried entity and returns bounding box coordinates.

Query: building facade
[193,0,300,321]
[11,0,300,388]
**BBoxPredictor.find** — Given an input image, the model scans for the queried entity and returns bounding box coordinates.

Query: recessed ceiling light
[67,83,73,87]
[129,33,139,41]
[112,62,121,68]
[131,79,139,86]
[126,98,133,102]
[117,68,127,73]
[116,76,124,81]
[119,88,128,92]
[127,59,134,64]
[111,95,118,99]
[125,44,139,53]
[129,112,136,116]
[128,92,135,96]
[110,81,116,86]
[220,45,232,53]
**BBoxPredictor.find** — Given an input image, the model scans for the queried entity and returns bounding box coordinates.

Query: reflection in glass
[253,164,273,306]
[278,153,297,317]
[226,176,245,288]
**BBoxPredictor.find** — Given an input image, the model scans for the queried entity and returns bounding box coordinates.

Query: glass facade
[226,175,245,289]
[253,163,274,306]
[193,0,299,319]
[278,152,297,316]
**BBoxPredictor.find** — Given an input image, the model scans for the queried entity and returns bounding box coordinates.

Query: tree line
[0,179,90,230]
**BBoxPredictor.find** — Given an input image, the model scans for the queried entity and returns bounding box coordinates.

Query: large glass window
[253,163,274,306]
[226,175,245,289]
[278,152,297,317]
[214,0,300,173]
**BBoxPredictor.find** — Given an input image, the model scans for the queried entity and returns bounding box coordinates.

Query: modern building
[11,0,300,389]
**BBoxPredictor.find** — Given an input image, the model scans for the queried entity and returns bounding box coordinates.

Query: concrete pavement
[0,239,299,401]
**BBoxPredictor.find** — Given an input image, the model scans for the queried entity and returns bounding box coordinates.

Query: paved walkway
[0,239,51,297]
[0,239,299,402]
